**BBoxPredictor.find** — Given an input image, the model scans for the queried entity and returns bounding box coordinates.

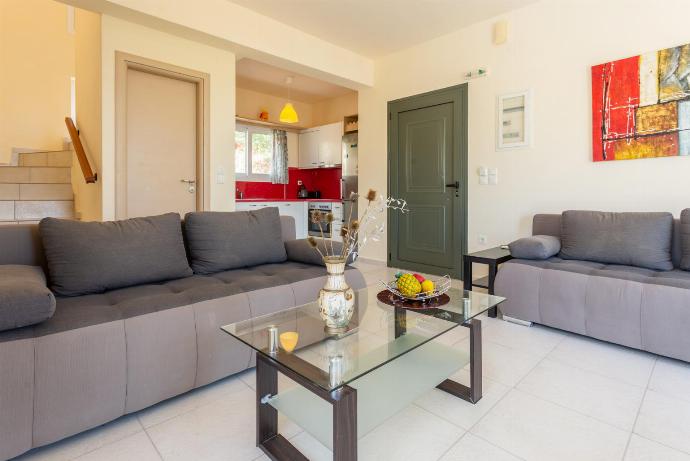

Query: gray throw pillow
[184,208,288,275]
[681,209,690,271]
[0,265,56,331]
[284,239,355,266]
[559,210,674,271]
[509,235,561,260]
[40,213,192,296]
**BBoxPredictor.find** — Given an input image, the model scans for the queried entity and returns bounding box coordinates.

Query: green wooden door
[388,85,467,279]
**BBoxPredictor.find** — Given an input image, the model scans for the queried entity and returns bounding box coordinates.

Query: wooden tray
[376,290,450,309]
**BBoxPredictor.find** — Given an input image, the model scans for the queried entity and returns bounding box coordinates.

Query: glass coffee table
[221,287,505,461]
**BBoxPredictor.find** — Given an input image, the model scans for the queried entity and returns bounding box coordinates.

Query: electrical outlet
[478,235,488,245]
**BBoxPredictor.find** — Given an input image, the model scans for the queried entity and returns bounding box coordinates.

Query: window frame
[235,123,274,182]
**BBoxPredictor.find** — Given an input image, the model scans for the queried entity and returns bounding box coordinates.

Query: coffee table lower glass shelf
[221,287,505,460]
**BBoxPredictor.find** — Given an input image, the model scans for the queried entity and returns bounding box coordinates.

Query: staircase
[0,150,75,224]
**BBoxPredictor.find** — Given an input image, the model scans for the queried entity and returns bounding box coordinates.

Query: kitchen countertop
[236,198,341,202]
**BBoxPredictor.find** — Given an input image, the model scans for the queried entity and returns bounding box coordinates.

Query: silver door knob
[181,179,196,194]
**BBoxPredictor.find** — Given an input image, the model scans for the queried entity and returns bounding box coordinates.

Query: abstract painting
[592,43,690,161]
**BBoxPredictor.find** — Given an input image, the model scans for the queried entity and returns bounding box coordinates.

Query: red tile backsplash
[236,167,342,200]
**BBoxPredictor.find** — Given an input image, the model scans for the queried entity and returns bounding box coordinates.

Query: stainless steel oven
[308,202,332,238]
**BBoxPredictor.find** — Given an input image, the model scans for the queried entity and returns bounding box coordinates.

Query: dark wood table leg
[463,255,473,292]
[436,318,482,404]
[256,354,308,461]
[332,386,357,461]
[487,263,498,318]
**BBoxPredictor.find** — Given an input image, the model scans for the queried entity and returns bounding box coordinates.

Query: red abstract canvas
[592,44,690,161]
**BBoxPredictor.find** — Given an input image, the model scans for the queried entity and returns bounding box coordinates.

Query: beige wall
[0,0,74,164]
[359,0,690,262]
[101,15,236,219]
[236,86,314,128]
[236,86,358,169]
[312,92,357,126]
[58,0,374,89]
[72,8,102,221]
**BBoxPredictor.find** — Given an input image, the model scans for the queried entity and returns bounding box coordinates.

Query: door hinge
[388,252,392,260]
[388,113,392,120]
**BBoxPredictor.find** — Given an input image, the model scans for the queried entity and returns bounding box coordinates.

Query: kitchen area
[236,121,358,241]
[234,58,359,241]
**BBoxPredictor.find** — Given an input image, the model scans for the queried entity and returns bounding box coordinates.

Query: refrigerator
[341,132,358,225]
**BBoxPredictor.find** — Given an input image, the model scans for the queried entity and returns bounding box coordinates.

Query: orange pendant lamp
[279,76,299,124]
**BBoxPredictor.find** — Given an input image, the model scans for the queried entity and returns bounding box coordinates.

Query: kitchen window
[235,124,273,181]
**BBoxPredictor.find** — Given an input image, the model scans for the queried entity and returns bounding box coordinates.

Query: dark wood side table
[463,247,513,318]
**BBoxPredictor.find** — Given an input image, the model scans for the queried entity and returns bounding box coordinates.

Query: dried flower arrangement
[307,189,409,262]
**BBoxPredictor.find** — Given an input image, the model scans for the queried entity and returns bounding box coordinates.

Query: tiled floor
[15,261,690,461]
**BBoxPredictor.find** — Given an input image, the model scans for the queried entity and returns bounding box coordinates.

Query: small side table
[463,247,513,318]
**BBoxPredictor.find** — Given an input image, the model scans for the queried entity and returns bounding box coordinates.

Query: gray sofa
[0,212,365,460]
[495,211,690,363]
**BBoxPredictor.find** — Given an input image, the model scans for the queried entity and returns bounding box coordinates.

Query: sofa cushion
[284,239,355,266]
[0,261,337,342]
[509,235,560,260]
[184,208,287,275]
[0,265,55,331]
[39,214,192,297]
[559,210,674,271]
[681,209,690,270]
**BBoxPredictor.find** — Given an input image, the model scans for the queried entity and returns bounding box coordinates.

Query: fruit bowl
[379,275,452,302]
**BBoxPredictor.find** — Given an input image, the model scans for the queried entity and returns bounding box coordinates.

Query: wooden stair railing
[64,117,98,183]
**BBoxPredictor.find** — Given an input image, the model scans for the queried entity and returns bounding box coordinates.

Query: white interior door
[125,68,198,218]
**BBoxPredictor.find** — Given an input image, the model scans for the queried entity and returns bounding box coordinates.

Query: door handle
[445,181,459,189]
[180,179,196,184]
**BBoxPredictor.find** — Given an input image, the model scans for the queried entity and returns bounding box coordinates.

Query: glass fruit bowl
[379,275,452,301]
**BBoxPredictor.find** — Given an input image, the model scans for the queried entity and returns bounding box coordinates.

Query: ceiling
[236,58,355,103]
[227,0,538,57]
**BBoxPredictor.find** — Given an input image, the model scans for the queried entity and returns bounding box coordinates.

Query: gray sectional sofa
[0,209,365,460]
[496,210,690,363]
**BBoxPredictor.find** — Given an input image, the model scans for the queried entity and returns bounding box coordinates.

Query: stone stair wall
[0,150,74,224]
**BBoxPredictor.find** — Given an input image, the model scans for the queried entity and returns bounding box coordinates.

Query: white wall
[59,0,373,89]
[359,0,690,262]
[101,15,236,219]
[236,87,314,128]
[73,8,102,221]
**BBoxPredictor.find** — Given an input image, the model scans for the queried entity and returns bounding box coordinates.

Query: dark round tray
[376,289,450,309]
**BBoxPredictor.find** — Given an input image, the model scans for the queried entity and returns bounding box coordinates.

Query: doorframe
[114,52,210,219]
[387,84,468,280]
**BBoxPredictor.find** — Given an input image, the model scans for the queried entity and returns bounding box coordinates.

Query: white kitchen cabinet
[298,129,320,168]
[277,201,307,239]
[298,122,344,168]
[236,201,307,239]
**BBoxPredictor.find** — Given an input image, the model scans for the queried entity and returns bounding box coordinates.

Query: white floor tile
[440,433,521,461]
[517,358,645,430]
[415,369,510,430]
[635,390,690,454]
[461,338,542,387]
[137,375,249,428]
[625,434,690,461]
[14,415,142,461]
[358,405,465,461]
[145,384,299,461]
[547,335,656,387]
[290,405,464,461]
[472,389,630,461]
[482,319,565,357]
[648,357,690,404]
[74,432,160,461]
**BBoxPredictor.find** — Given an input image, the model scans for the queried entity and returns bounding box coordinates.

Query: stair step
[0,200,74,221]
[0,167,71,184]
[19,184,73,200]
[18,150,72,167]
